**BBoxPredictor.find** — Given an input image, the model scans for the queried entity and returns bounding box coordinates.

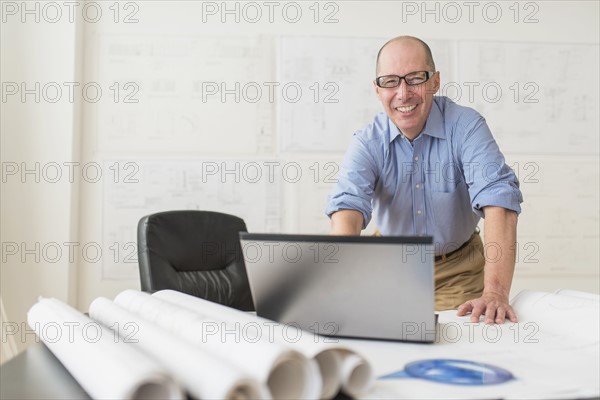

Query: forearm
[330,209,364,235]
[482,206,518,299]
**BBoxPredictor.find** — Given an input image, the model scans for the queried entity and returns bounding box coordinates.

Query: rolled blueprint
[153,289,375,399]
[114,289,321,400]
[27,297,182,400]
[337,350,374,398]
[89,297,269,400]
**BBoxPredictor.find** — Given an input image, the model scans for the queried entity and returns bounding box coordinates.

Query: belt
[434,234,474,262]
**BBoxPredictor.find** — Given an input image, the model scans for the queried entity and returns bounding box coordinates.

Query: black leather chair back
[137,210,254,311]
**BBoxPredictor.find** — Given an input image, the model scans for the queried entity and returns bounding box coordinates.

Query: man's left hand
[456,292,518,324]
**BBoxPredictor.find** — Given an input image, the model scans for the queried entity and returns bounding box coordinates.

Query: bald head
[375,36,436,76]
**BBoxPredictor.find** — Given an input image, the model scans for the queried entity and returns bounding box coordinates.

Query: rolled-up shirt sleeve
[459,116,523,218]
[325,133,380,228]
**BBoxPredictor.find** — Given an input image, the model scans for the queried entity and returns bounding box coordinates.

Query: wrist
[482,287,509,300]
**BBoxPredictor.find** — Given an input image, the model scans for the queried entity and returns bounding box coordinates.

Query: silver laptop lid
[239,233,436,343]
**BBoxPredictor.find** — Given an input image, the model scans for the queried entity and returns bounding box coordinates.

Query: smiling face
[374,39,440,140]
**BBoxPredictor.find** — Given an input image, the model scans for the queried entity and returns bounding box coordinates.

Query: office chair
[137,210,254,311]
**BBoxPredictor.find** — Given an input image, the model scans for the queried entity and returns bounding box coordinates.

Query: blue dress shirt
[326,96,523,255]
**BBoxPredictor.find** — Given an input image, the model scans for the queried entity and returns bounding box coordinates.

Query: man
[326,36,523,324]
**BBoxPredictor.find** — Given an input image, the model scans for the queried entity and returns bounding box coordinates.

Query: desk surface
[1,342,90,400]
[0,342,353,400]
[4,325,598,400]
[3,293,598,400]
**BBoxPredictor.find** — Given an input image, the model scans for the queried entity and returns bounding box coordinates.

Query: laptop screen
[239,233,436,342]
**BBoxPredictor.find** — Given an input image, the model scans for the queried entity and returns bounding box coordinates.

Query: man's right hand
[330,210,363,235]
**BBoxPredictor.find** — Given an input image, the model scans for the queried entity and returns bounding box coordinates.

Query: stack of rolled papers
[27,298,182,400]
[28,290,374,399]
[150,289,375,398]
[89,297,269,400]
[150,290,374,399]
[110,290,322,399]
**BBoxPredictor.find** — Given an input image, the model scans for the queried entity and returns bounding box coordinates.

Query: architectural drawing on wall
[94,34,275,154]
[277,36,455,153]
[508,155,599,276]
[278,158,344,234]
[102,159,282,280]
[457,41,599,155]
[92,35,600,281]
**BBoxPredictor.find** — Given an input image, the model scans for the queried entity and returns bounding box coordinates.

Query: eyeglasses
[375,71,436,88]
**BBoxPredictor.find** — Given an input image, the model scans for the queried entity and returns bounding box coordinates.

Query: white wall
[1,6,81,352]
[2,1,598,355]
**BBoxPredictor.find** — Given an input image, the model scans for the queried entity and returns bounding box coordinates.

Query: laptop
[239,233,437,343]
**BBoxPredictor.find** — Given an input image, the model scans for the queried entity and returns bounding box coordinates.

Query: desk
[1,342,90,400]
[0,342,353,400]
[4,293,599,400]
[4,318,598,400]
[346,309,599,399]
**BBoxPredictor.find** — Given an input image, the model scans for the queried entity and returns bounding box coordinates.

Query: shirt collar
[387,97,446,143]
[388,119,402,143]
[422,99,445,139]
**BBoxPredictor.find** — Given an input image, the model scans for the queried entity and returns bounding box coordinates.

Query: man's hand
[457,291,517,324]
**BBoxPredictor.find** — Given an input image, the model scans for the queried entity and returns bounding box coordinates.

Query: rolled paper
[27,297,182,400]
[153,289,375,398]
[114,289,321,400]
[89,297,269,400]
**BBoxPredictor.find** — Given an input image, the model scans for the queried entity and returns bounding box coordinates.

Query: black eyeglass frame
[375,71,437,88]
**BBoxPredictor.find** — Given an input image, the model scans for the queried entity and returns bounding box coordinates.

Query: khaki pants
[372,230,485,310]
[434,233,485,310]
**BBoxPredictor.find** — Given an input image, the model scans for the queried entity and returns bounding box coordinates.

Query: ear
[432,71,441,93]
[424,72,441,96]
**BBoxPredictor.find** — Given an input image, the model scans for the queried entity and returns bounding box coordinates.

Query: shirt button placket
[412,144,426,236]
